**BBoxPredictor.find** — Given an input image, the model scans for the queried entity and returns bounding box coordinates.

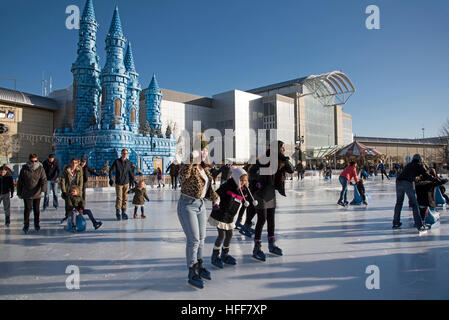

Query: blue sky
[0,0,448,138]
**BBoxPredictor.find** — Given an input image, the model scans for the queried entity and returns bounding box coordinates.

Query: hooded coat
[209,167,252,227]
[17,162,47,199]
[415,177,448,208]
[61,166,84,199]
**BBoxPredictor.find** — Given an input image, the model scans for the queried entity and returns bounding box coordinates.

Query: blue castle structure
[55,0,176,174]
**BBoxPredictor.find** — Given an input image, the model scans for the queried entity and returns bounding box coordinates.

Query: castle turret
[100,6,130,130]
[71,0,101,132]
[125,42,141,134]
[146,74,163,131]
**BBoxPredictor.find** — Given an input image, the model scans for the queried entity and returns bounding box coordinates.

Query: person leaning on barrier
[80,158,100,202]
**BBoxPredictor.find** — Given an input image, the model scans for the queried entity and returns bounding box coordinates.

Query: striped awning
[334,141,383,158]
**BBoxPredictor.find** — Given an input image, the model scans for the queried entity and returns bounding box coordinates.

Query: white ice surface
[1,176,449,300]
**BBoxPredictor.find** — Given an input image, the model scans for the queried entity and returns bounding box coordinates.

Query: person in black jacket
[109,149,137,221]
[80,158,100,202]
[415,168,448,222]
[42,154,61,211]
[393,154,437,233]
[249,141,294,261]
[208,167,257,268]
[166,162,180,190]
[0,165,14,227]
[218,164,232,186]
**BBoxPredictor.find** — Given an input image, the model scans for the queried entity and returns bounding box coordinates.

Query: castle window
[131,108,136,123]
[115,99,122,117]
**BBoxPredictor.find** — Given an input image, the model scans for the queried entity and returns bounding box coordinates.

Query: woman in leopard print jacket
[177,147,220,289]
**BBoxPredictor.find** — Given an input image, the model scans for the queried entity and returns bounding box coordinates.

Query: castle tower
[100,6,130,130]
[125,42,141,134]
[71,0,101,132]
[146,74,163,131]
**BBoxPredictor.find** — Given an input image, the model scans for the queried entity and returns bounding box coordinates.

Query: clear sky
[0,0,448,139]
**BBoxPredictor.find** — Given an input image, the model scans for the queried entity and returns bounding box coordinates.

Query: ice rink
[1,175,449,300]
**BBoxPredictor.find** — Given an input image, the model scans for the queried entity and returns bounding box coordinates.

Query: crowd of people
[1,146,448,289]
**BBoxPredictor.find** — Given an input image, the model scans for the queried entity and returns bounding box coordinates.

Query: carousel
[327,141,384,166]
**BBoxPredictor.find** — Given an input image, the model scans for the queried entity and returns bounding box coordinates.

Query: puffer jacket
[61,166,84,199]
[130,187,150,205]
[17,162,47,199]
[179,163,219,203]
[210,177,251,224]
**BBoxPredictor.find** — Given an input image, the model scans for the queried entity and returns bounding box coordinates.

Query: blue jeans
[44,181,59,209]
[177,194,207,269]
[393,180,422,229]
[338,176,349,203]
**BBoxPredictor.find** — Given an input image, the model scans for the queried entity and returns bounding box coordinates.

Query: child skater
[129,180,150,219]
[208,167,257,268]
[67,185,102,232]
[356,178,368,206]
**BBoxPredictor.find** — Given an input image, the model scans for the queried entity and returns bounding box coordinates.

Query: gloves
[109,179,114,187]
[61,192,67,199]
[213,204,220,211]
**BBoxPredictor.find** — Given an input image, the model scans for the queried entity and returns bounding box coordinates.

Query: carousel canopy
[331,141,383,158]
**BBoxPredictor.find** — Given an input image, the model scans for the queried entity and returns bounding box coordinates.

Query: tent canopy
[328,141,383,159]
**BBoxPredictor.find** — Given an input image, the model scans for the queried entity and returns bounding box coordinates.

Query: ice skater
[392,154,438,234]
[338,161,358,207]
[129,180,150,219]
[356,178,368,206]
[67,185,103,232]
[0,165,14,227]
[60,158,83,224]
[109,149,137,221]
[208,167,257,268]
[249,141,294,262]
[177,144,220,289]
[377,160,390,180]
[17,154,47,234]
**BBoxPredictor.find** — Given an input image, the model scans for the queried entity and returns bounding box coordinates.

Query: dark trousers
[215,228,233,248]
[393,180,423,229]
[171,175,178,189]
[244,205,256,225]
[254,208,275,241]
[24,199,41,228]
[381,170,389,180]
[69,209,97,227]
[44,181,59,209]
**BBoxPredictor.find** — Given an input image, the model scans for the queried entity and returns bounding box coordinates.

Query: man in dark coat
[166,162,180,190]
[109,149,136,221]
[42,154,61,211]
[17,154,47,233]
[80,158,100,202]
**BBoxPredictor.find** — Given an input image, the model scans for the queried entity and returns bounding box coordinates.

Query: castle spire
[81,0,96,22]
[125,42,136,73]
[108,6,124,38]
[148,74,160,93]
[146,74,163,131]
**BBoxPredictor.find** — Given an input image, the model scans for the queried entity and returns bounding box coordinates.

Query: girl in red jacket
[338,161,358,207]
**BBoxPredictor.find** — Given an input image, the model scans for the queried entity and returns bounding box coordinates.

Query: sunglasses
[31,160,38,163]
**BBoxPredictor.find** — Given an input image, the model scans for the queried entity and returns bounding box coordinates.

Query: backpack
[67,212,87,232]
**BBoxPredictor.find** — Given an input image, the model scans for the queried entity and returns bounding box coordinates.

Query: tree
[439,118,449,165]
[0,135,20,164]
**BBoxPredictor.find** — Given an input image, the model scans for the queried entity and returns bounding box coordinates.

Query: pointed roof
[81,0,96,22]
[333,141,383,158]
[148,74,161,93]
[124,42,136,72]
[108,6,124,37]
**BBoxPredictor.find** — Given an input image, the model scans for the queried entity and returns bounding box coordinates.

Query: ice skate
[197,259,211,280]
[252,242,266,262]
[188,263,204,289]
[211,249,224,269]
[221,248,237,265]
[268,239,283,256]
